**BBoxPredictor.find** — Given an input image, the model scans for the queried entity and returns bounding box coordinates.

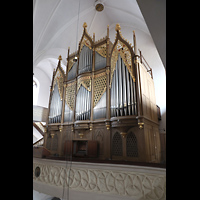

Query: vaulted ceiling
[33,0,164,78]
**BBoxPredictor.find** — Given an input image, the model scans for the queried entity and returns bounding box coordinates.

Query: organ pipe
[115,58,119,117]
[126,62,131,115]
[122,58,127,116]
[48,24,141,125]
[76,86,90,120]
[79,45,92,74]
[110,54,137,117]
[49,83,62,123]
[118,54,123,116]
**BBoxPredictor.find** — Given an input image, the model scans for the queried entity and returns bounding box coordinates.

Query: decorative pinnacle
[115,23,121,31]
[58,55,62,60]
[83,22,87,28]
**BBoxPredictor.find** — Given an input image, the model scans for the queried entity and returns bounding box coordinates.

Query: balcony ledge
[33,158,166,200]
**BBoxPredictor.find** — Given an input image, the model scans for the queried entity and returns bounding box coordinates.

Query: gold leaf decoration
[110,40,135,86]
[95,43,107,58]
[52,68,64,100]
[94,72,107,107]
[77,76,91,92]
[65,82,76,111]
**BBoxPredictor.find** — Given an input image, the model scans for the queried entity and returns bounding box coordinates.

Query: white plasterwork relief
[33,161,166,200]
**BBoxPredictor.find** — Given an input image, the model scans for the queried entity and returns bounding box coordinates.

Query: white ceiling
[33,0,163,78]
[33,0,166,131]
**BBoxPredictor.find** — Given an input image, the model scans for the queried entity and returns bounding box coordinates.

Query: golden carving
[58,55,62,60]
[110,39,135,86]
[115,23,121,31]
[79,133,84,138]
[106,124,110,130]
[95,43,107,57]
[77,76,91,92]
[80,35,92,53]
[94,72,107,107]
[138,122,144,129]
[120,132,127,138]
[68,59,75,72]
[65,82,76,111]
[52,67,64,100]
[83,22,87,28]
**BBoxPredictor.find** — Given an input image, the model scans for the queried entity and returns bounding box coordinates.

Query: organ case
[44,23,161,163]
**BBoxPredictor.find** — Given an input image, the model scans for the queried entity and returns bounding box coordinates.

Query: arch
[112,132,122,156]
[126,132,138,157]
[110,24,135,86]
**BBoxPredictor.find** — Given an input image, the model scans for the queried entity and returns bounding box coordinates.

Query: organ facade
[44,23,161,163]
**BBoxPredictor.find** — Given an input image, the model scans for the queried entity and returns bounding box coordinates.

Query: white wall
[33,126,43,143]
[34,68,51,108]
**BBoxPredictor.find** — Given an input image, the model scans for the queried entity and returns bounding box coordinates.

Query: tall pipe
[118,55,123,116]
[110,72,114,117]
[133,81,137,115]
[122,59,127,116]
[113,74,115,117]
[115,60,119,117]
[130,77,134,115]
[126,64,131,115]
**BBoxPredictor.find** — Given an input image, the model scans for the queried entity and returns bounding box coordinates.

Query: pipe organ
[45,23,161,163]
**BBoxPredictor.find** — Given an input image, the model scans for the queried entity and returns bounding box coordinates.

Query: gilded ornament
[95,43,107,58]
[52,67,64,100]
[138,122,144,129]
[93,72,107,107]
[120,132,127,138]
[65,82,76,111]
[58,55,62,60]
[110,39,135,86]
[83,22,87,28]
[77,76,91,92]
[115,23,121,31]
[80,35,92,53]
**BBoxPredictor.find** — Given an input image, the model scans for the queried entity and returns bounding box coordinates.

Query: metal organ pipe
[49,83,62,123]
[126,63,131,115]
[122,58,127,116]
[118,55,123,116]
[115,59,119,117]
[110,54,137,117]
[130,73,134,115]
[76,86,90,120]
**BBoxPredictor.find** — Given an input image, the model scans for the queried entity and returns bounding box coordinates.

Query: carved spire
[83,22,87,29]
[58,55,62,60]
[115,23,121,32]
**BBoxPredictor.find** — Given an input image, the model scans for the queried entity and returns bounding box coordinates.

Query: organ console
[44,23,161,163]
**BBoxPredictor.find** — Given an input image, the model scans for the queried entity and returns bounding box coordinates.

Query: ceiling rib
[34,0,62,55]
[43,6,95,53]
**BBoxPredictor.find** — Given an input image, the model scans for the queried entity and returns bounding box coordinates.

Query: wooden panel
[139,63,158,123]
[88,140,97,157]
[64,140,73,156]
[94,129,104,156]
